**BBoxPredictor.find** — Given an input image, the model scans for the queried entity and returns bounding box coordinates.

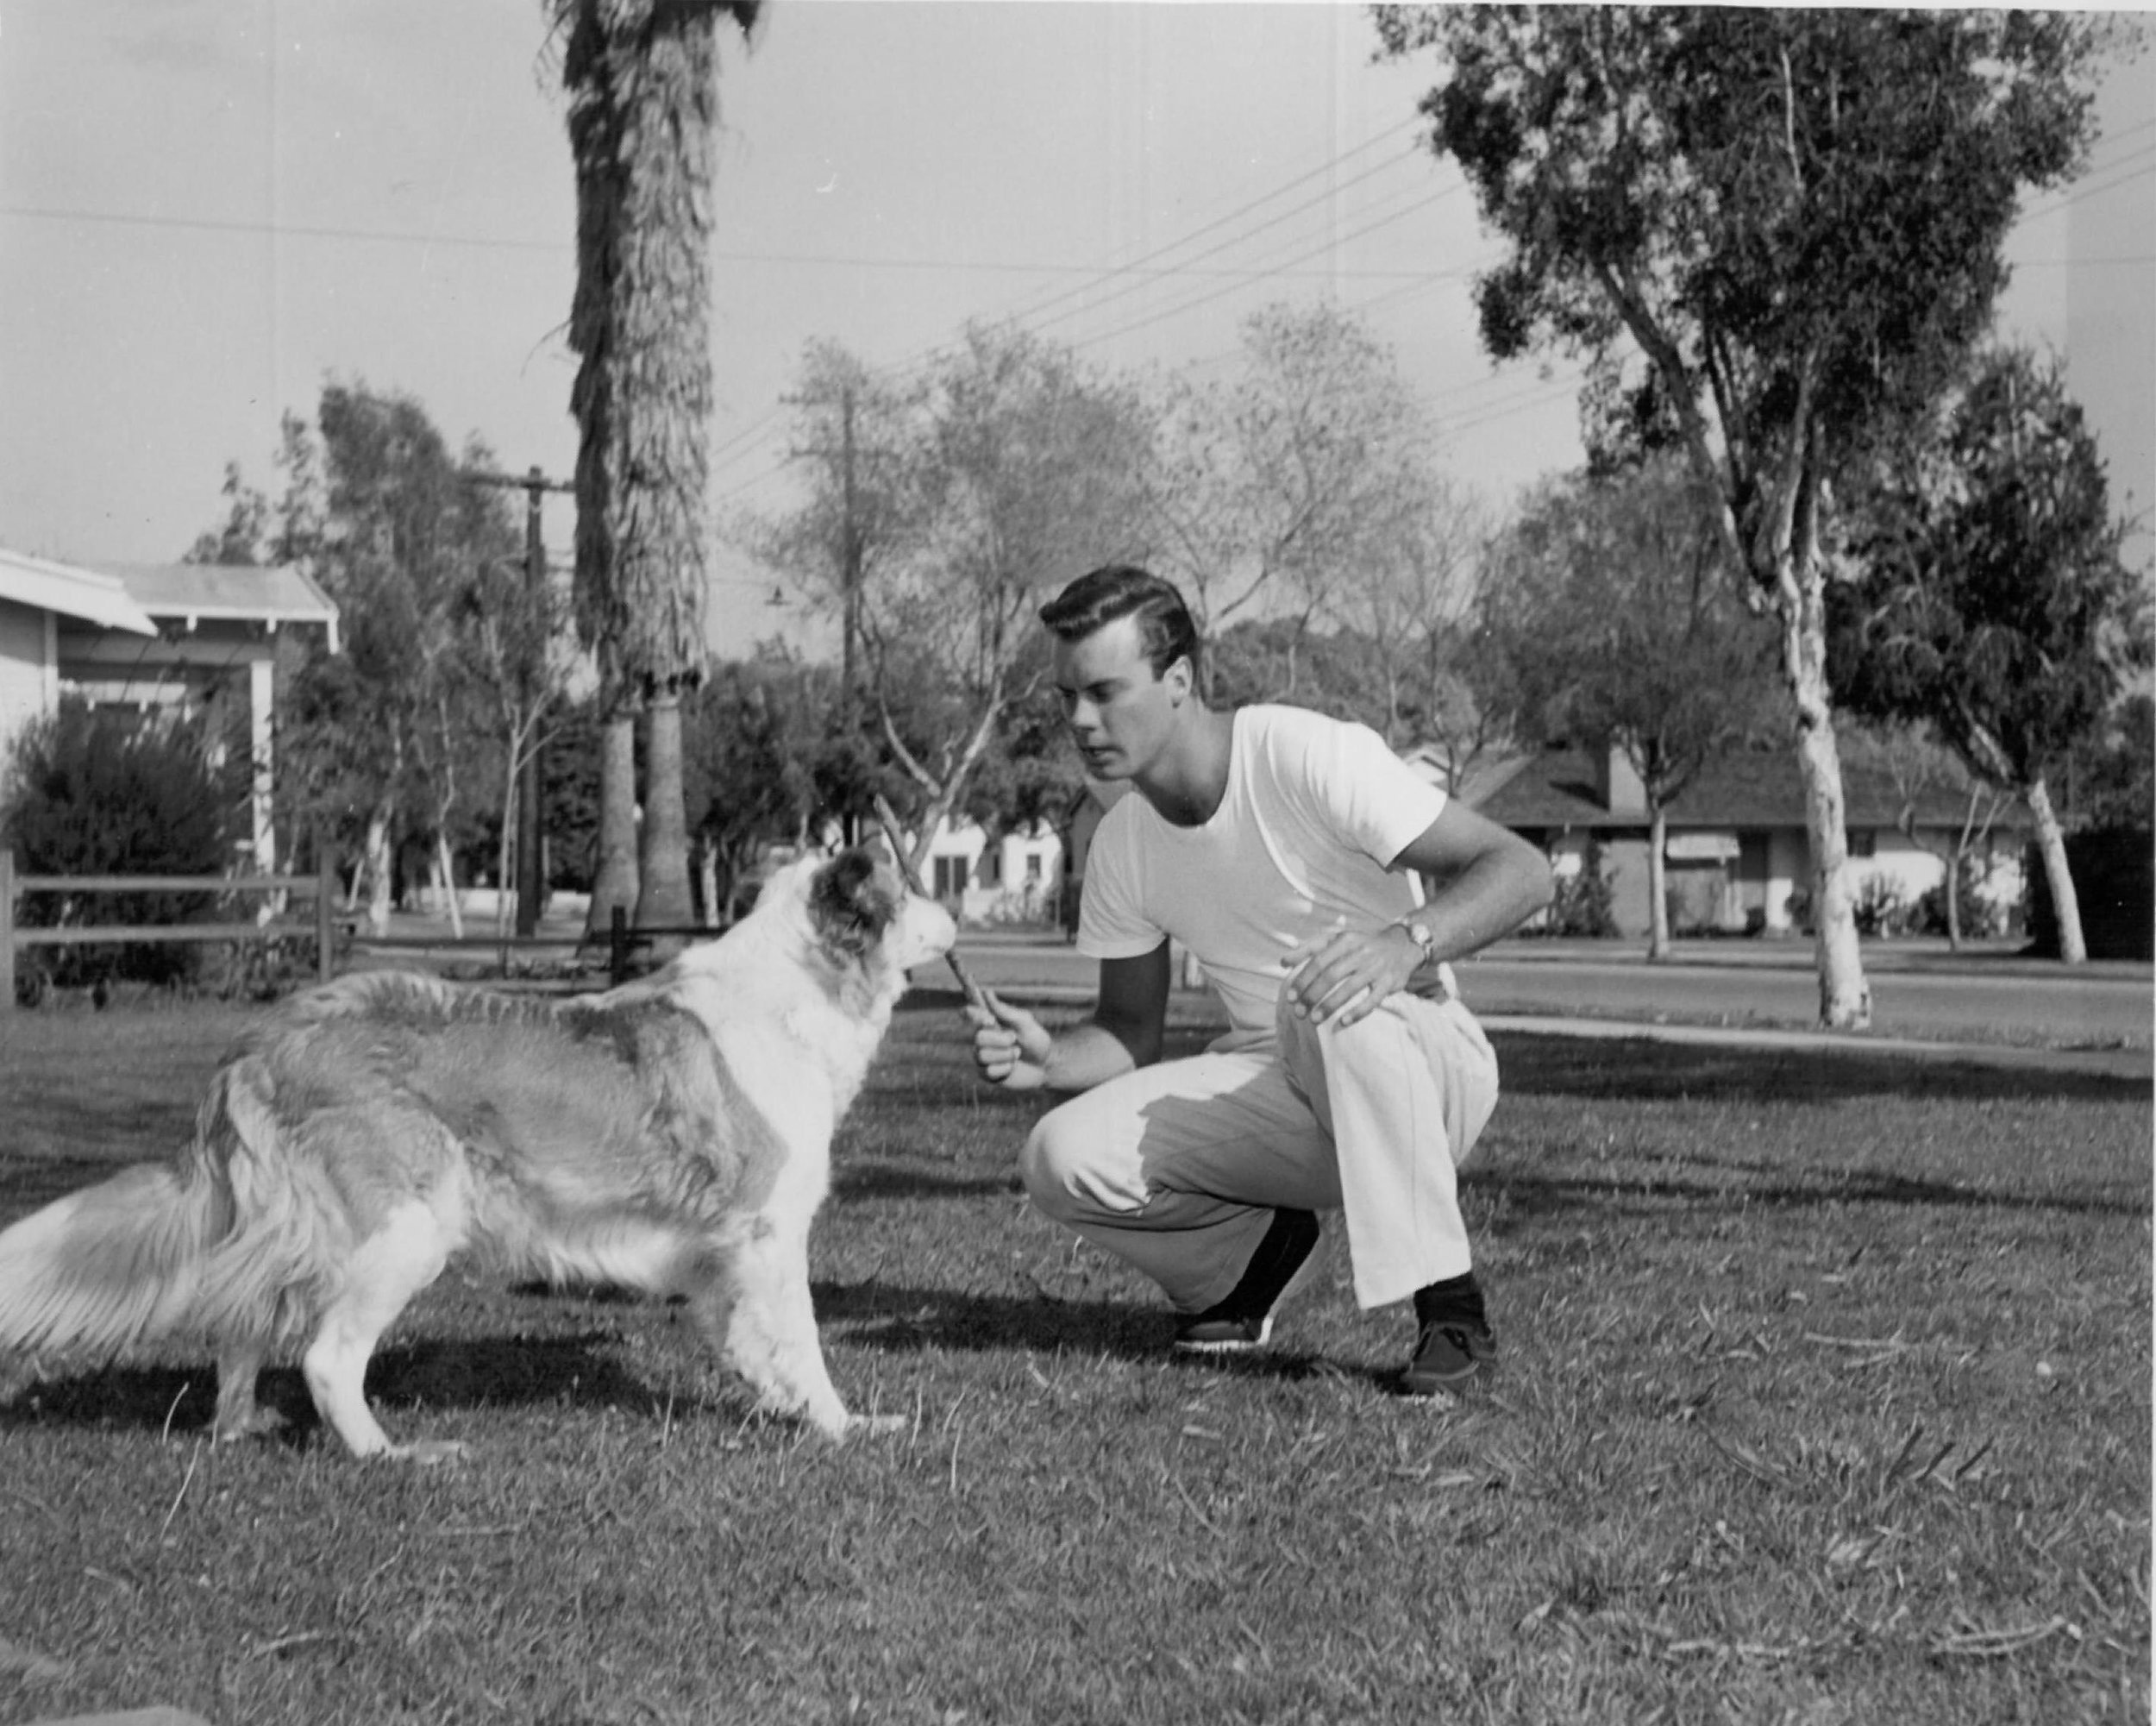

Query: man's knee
[1018,1108,1088,1220]
[1018,1102,1147,1223]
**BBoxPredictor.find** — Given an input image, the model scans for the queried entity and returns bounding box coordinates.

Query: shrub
[3,698,239,997]
[1543,838,1618,937]
[1851,872,1912,938]
[1913,851,2010,940]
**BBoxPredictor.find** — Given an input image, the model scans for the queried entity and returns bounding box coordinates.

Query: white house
[0,549,340,873]
[920,814,1063,925]
[1460,743,2027,938]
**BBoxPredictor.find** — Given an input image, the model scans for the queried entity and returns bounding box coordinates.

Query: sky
[2,1,2151,661]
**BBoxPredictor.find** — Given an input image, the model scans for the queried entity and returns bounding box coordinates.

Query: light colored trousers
[1019,988,1500,1314]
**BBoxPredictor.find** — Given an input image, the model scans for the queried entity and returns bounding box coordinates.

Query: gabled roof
[81,562,339,635]
[0,547,158,635]
[1473,744,2024,833]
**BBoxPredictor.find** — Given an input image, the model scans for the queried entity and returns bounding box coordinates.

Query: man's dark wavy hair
[1038,564,1200,681]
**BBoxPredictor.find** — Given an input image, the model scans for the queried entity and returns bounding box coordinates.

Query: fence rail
[1,856,722,1005]
[0,853,338,1009]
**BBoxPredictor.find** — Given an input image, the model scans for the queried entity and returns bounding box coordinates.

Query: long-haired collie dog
[0,848,955,1462]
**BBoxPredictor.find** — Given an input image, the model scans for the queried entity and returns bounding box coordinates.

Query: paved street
[953,932,2153,1062]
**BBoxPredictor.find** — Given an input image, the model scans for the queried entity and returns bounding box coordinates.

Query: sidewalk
[955,935,2152,1082]
[961,926,2153,984]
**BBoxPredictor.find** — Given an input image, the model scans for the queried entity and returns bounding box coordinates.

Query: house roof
[0,547,158,635]
[1471,744,2025,833]
[82,562,340,633]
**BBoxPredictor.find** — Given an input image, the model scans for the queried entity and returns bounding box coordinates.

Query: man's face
[1050,613,1187,781]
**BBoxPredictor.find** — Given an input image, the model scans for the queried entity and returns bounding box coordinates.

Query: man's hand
[1283,920,1422,1028]
[966,988,1055,1090]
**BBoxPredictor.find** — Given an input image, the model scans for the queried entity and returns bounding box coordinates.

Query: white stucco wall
[924,816,1064,924]
[0,598,54,770]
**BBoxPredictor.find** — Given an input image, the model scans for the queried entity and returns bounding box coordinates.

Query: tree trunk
[2024,775,2087,964]
[636,694,694,953]
[362,801,394,939]
[435,833,465,941]
[696,838,720,930]
[1945,852,1963,951]
[584,711,639,938]
[1646,802,1670,962]
[1781,570,1871,1029]
[495,774,517,942]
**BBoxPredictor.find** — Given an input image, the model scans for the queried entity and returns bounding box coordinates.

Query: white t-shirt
[1077,704,1451,1043]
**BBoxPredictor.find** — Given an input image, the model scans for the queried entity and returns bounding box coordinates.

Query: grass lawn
[0,988,2147,1726]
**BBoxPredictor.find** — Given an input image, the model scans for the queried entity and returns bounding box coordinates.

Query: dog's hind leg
[212,1339,284,1441]
[301,1200,463,1464]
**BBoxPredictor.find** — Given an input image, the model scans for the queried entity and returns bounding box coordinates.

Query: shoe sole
[1172,1314,1275,1354]
[1170,1220,1332,1355]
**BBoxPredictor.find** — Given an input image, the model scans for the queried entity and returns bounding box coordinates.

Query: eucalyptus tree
[1830,346,2149,963]
[1376,6,2113,1024]
[554,0,761,940]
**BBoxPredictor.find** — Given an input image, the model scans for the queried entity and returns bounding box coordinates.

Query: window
[933,855,968,899]
[1025,852,1043,882]
[1846,829,1877,859]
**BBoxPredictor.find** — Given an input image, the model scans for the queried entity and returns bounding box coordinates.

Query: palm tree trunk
[636,694,694,951]
[584,711,639,938]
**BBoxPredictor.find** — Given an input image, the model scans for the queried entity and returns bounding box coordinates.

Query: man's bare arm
[1283,800,1552,1027]
[1388,800,1554,963]
[968,942,1171,1092]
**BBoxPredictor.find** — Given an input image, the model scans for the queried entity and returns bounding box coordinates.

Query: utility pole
[838,380,863,734]
[467,464,573,937]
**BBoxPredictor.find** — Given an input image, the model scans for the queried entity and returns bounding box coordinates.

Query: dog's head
[805,846,956,978]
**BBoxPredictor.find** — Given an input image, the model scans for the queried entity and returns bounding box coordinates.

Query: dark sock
[1413,1271,1487,1327]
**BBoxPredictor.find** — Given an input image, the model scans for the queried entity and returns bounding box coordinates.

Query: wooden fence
[1,854,720,1007]
[0,852,339,1010]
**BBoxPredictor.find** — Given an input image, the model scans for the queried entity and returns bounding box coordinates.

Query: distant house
[1454,744,2027,938]
[922,814,1063,925]
[0,549,340,873]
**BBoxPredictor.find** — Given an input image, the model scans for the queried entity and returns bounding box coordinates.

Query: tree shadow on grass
[1470,1162,2149,1235]
[0,1331,700,1446]
[809,1276,1397,1393]
[832,1161,1024,1202]
[1491,1033,2149,1104]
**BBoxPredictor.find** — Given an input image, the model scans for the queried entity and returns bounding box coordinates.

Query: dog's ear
[807,846,897,962]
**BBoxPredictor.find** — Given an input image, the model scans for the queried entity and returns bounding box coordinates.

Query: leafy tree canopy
[1828,345,2151,794]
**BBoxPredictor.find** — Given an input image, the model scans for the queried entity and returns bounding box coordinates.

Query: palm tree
[555,0,761,941]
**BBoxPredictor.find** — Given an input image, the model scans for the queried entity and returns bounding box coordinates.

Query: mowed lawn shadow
[809,1276,1395,1392]
[1490,1030,2147,1104]
[0,1330,701,1445]
[1472,1163,2150,1235]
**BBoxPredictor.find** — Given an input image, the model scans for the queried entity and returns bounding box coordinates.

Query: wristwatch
[1396,919,1437,965]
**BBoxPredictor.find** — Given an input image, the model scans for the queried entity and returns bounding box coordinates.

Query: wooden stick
[873,794,990,1014]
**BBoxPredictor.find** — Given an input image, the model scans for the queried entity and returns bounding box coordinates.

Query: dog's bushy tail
[0,1159,229,1366]
[0,1059,311,1368]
